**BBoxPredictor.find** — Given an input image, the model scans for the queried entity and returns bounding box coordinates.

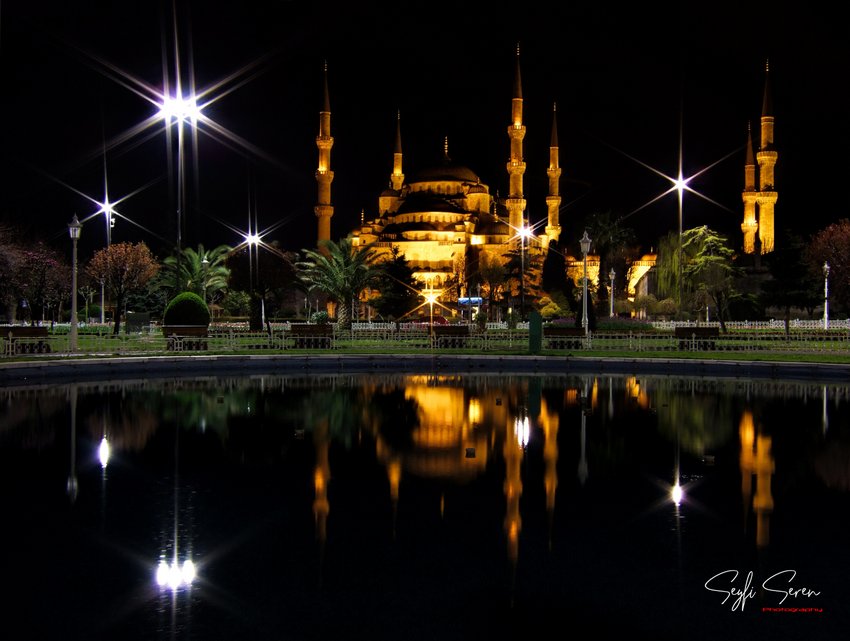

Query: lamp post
[519,225,531,320]
[201,255,209,304]
[823,261,830,330]
[68,215,82,352]
[425,291,438,341]
[580,231,591,337]
[608,268,615,318]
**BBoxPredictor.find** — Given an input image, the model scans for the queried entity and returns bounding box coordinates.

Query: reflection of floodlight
[98,437,110,469]
[156,559,196,590]
[514,416,530,448]
[671,483,683,506]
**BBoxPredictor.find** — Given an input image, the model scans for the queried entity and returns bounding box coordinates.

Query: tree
[541,239,576,314]
[761,229,822,334]
[805,218,850,315]
[477,250,506,317]
[371,247,421,322]
[158,243,232,301]
[15,241,69,326]
[587,210,637,306]
[295,238,382,329]
[86,242,159,335]
[227,242,297,330]
[655,231,681,305]
[0,224,25,322]
[681,226,739,331]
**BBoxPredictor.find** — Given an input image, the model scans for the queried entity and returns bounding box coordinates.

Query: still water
[2,372,849,640]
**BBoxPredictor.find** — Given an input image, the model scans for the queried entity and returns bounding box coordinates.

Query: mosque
[309,51,776,316]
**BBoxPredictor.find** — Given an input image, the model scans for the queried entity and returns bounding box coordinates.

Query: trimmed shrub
[311,310,330,325]
[163,292,210,326]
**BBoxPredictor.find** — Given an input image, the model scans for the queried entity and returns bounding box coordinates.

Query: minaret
[741,123,759,254]
[314,61,334,245]
[756,61,777,254]
[544,102,562,247]
[505,44,527,238]
[391,110,404,191]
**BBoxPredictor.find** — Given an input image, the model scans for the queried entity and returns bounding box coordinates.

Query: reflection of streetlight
[608,268,615,318]
[68,215,82,352]
[580,231,591,337]
[823,261,830,330]
[578,380,589,485]
[67,384,79,504]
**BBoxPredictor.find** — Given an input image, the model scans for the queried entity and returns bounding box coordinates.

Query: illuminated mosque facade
[311,51,776,308]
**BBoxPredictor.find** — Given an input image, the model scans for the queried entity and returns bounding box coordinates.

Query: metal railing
[2,324,849,358]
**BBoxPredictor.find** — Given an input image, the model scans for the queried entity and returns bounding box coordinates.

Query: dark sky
[3,1,848,262]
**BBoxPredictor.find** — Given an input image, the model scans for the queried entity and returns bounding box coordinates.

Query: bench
[432,324,471,348]
[162,326,209,351]
[288,324,334,349]
[2,326,52,354]
[674,326,720,350]
[543,326,585,350]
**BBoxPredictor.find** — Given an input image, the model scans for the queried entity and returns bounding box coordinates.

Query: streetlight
[823,261,830,330]
[68,215,82,352]
[425,291,438,342]
[519,225,532,320]
[608,268,616,318]
[201,255,209,305]
[580,231,591,337]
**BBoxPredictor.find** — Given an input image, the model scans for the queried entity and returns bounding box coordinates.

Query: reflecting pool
[3,373,849,640]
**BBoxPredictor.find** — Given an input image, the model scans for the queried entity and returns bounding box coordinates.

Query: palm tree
[160,244,231,301]
[295,238,382,329]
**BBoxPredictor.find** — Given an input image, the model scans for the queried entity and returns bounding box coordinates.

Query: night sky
[3,1,848,261]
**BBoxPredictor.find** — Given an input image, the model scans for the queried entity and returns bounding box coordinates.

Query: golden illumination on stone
[738,410,775,548]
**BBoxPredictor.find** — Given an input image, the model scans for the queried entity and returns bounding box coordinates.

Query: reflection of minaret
[388,458,401,538]
[503,415,525,581]
[539,397,559,544]
[313,417,330,573]
[739,410,755,526]
[739,410,775,548]
[752,434,774,548]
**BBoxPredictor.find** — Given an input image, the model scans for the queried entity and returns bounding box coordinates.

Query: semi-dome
[396,192,467,215]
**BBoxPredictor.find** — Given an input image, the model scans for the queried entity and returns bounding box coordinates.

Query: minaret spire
[741,122,759,254]
[756,60,777,253]
[506,43,527,237]
[544,101,562,246]
[390,110,404,191]
[314,60,335,246]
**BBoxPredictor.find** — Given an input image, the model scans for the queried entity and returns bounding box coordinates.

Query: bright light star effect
[155,559,196,590]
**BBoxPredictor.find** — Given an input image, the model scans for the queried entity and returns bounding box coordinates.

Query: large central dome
[409,161,480,184]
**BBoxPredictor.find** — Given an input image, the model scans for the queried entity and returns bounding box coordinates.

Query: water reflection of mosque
[6,373,845,575]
